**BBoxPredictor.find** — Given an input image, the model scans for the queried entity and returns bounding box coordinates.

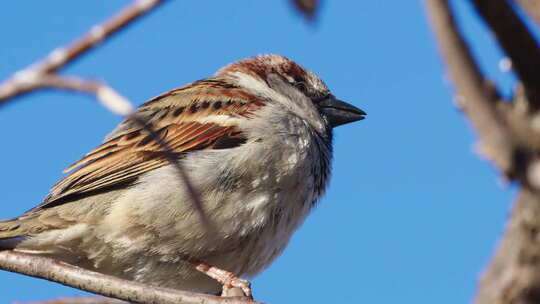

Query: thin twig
[130,114,217,234]
[0,251,261,304]
[424,0,516,173]
[0,0,167,105]
[471,0,540,109]
[33,75,133,116]
[37,0,167,75]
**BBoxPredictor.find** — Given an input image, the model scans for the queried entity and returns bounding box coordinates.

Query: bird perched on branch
[0,55,365,297]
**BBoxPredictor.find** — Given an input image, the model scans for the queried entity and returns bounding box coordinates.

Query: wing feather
[36,78,265,210]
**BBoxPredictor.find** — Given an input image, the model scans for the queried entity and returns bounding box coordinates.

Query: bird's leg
[187,261,252,299]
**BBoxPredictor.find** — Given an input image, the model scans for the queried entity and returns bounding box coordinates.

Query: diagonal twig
[130,114,217,235]
[471,0,540,109]
[2,74,133,115]
[425,1,540,303]
[424,0,516,174]
[0,0,167,105]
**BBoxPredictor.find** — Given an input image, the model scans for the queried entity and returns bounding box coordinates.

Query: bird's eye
[294,81,307,92]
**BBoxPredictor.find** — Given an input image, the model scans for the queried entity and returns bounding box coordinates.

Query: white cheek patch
[232,71,327,134]
[230,72,291,106]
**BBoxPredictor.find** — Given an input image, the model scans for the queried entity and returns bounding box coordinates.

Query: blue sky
[0,1,518,303]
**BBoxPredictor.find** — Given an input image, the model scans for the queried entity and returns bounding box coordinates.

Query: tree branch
[426,0,540,303]
[474,189,540,304]
[0,251,260,304]
[0,0,166,105]
[424,0,516,174]
[471,0,540,109]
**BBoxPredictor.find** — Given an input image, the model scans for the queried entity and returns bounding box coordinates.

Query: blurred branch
[426,0,540,303]
[0,74,134,115]
[0,0,166,105]
[290,0,319,22]
[0,251,259,304]
[425,0,515,174]
[471,0,540,109]
[474,190,540,304]
[514,0,540,27]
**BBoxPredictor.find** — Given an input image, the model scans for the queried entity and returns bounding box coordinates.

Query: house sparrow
[0,55,365,296]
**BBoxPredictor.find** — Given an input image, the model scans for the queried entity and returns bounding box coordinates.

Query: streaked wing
[37,78,265,210]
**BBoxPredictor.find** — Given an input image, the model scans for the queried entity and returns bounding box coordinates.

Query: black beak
[318,97,366,127]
